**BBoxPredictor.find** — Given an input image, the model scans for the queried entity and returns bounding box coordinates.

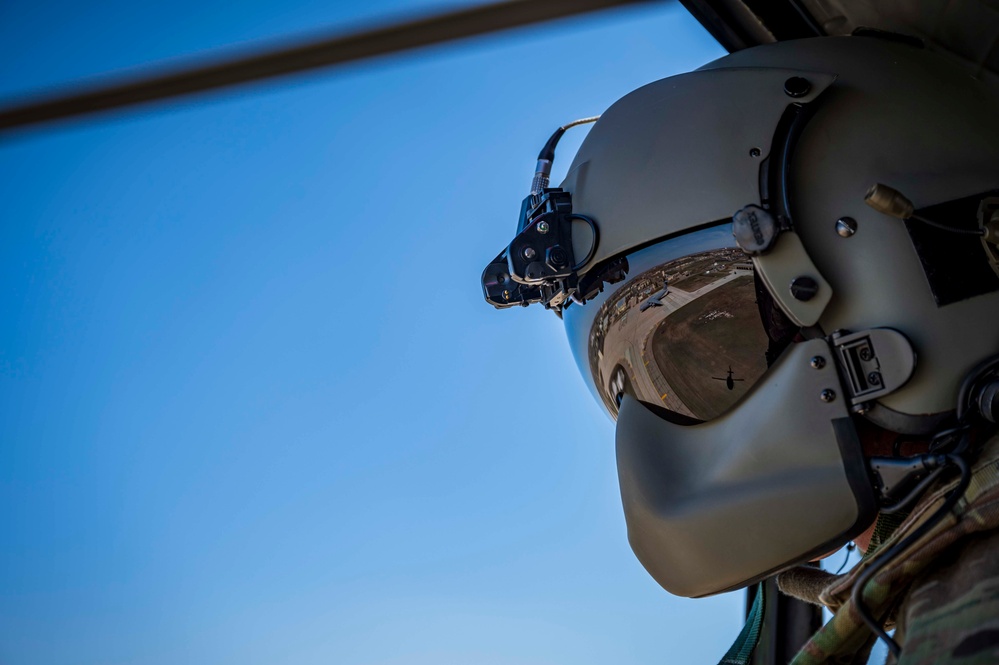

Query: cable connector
[530,116,600,202]
[865,183,914,219]
[865,183,985,236]
[869,454,948,508]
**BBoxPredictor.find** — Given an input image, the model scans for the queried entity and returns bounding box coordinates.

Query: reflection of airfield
[590,248,756,418]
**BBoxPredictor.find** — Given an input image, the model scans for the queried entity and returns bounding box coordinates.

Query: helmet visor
[564,223,787,421]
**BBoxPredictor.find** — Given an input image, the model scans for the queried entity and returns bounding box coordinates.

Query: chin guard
[482,188,605,312]
[616,338,879,597]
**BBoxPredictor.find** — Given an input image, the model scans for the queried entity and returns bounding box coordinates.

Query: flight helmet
[482,35,999,597]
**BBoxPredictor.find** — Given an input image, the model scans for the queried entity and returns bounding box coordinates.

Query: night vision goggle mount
[481,188,601,312]
[482,117,615,314]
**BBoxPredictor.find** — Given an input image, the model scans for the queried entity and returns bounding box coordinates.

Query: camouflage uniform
[776,434,999,665]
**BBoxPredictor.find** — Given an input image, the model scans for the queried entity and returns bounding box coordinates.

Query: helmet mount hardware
[835,217,858,237]
[482,188,600,312]
[732,205,779,255]
[481,118,604,313]
[829,328,916,410]
[735,79,837,327]
[789,276,819,301]
[783,76,811,98]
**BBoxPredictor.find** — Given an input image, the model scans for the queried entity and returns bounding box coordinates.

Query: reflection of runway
[597,271,744,417]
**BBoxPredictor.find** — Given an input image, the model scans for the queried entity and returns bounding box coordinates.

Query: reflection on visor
[564,224,776,422]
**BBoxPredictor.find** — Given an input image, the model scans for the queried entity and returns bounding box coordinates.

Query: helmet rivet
[784,76,811,98]
[749,147,761,157]
[810,356,826,369]
[537,221,550,234]
[790,276,819,301]
[820,389,836,403]
[835,217,858,237]
[523,247,536,260]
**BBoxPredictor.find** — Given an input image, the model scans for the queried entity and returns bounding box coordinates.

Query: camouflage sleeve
[895,528,999,664]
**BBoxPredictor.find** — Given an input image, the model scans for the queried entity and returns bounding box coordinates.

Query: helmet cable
[531,116,600,201]
[852,351,999,656]
[851,451,971,659]
[865,183,986,236]
[833,542,856,575]
[853,354,999,657]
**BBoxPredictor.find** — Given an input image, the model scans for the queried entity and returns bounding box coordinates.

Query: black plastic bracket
[507,189,576,284]
[482,188,601,312]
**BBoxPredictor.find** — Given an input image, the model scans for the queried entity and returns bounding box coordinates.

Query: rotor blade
[0,0,664,133]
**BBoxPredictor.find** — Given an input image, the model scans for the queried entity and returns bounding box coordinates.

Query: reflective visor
[564,224,788,421]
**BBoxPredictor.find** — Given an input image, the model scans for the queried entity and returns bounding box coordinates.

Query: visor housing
[564,224,779,422]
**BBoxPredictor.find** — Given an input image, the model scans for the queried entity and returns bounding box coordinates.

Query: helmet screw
[859,347,873,361]
[835,217,858,238]
[810,356,826,369]
[523,247,536,260]
[820,389,836,403]
[790,276,819,301]
[749,147,761,157]
[867,372,883,386]
[784,76,811,98]
[537,221,550,234]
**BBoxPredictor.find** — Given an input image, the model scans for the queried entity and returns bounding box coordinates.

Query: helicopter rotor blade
[0,0,664,134]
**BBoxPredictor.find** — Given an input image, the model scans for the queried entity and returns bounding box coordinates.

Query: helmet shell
[562,36,999,426]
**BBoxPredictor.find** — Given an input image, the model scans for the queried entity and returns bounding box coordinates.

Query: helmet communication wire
[833,542,857,576]
[531,116,600,200]
[851,452,971,659]
[865,183,987,236]
[854,355,999,656]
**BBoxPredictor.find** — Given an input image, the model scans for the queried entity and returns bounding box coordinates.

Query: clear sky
[0,2,752,663]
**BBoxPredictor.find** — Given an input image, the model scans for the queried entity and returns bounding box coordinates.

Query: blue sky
[0,2,751,663]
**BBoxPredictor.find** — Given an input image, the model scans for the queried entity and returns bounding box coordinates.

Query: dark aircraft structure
[3,2,996,665]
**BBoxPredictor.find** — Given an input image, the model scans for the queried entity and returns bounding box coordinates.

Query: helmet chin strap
[857,354,999,658]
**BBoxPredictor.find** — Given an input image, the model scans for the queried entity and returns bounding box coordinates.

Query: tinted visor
[564,223,796,421]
